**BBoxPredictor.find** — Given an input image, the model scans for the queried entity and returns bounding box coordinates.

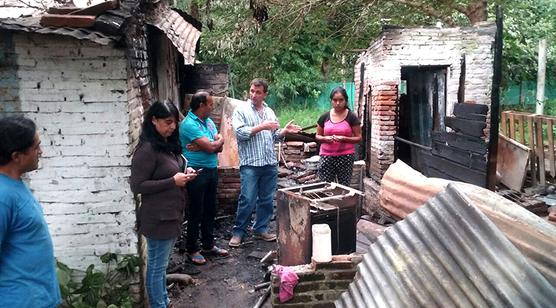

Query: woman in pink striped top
[315,87,362,186]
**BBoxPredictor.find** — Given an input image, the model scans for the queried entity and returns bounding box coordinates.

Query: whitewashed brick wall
[354,24,496,212]
[2,33,137,270]
[355,23,496,117]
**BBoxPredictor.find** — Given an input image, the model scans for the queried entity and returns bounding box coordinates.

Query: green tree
[176,0,554,104]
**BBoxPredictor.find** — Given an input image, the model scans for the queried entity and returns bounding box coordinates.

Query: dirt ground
[167,216,276,308]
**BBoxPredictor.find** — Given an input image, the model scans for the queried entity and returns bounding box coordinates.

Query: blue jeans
[233,165,277,237]
[146,237,176,308]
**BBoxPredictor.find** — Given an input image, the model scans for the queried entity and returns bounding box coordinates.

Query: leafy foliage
[501,0,556,84]
[57,253,141,308]
[177,0,554,105]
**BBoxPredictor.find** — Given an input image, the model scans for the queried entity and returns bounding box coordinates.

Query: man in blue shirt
[229,78,301,247]
[180,92,229,265]
[0,116,61,307]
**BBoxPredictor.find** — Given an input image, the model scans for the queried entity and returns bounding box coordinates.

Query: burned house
[0,0,205,269]
[354,22,501,212]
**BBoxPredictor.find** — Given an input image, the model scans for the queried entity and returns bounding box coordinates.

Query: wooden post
[546,118,555,178]
[527,115,537,186]
[535,116,546,185]
[501,111,508,136]
[509,113,516,140]
[536,39,547,115]
[518,114,525,144]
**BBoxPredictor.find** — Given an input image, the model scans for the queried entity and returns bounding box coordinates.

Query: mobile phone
[196,168,204,173]
[180,154,188,172]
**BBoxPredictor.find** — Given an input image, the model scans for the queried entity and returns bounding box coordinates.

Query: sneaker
[254,232,277,242]
[229,235,242,247]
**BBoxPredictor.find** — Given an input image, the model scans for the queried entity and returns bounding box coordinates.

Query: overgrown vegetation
[177,0,555,107]
[57,253,141,308]
[276,103,325,131]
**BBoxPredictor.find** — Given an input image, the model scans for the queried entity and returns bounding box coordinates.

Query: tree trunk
[465,0,488,25]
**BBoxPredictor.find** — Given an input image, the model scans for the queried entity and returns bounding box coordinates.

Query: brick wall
[217,167,240,213]
[354,24,496,206]
[278,141,318,164]
[0,32,137,270]
[271,255,361,308]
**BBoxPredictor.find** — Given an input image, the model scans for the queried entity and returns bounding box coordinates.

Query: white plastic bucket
[312,224,332,262]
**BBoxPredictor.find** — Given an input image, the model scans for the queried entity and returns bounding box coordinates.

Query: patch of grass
[276,103,327,132]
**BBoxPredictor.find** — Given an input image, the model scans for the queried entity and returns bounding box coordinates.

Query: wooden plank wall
[424,103,489,187]
[500,111,556,185]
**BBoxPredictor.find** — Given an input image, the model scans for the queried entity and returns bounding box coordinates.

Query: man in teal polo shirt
[179,92,229,265]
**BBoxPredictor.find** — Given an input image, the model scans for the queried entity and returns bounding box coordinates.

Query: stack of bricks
[369,83,398,180]
[271,255,362,308]
[278,141,318,164]
[217,167,240,212]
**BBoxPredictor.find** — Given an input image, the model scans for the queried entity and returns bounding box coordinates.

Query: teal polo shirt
[179,112,219,168]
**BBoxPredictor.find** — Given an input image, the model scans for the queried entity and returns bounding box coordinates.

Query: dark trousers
[186,167,218,253]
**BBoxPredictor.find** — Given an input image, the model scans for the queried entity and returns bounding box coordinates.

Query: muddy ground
[167,216,276,308]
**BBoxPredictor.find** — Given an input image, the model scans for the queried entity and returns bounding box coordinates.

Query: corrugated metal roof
[378,160,556,287]
[0,17,120,45]
[145,8,201,65]
[337,184,556,308]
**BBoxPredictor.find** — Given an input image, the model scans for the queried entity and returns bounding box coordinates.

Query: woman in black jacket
[130,101,196,308]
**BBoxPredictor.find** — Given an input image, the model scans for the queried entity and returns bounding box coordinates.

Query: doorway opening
[396,66,447,174]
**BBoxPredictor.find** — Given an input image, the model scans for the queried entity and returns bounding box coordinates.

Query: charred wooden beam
[445,116,486,137]
[432,141,487,171]
[423,153,487,187]
[453,102,489,115]
[432,132,488,155]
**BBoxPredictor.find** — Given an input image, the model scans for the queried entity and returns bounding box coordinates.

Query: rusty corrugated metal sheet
[378,160,556,286]
[145,8,201,65]
[0,17,119,45]
[336,184,556,308]
[379,160,447,219]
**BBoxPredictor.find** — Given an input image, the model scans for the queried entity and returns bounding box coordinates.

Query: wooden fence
[500,111,556,186]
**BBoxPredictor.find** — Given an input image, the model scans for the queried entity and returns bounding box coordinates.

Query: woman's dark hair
[140,100,181,154]
[330,86,349,103]
[0,116,37,166]
[190,92,209,112]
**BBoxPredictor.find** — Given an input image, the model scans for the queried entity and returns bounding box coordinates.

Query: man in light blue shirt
[0,116,61,307]
[180,92,229,264]
[229,78,301,247]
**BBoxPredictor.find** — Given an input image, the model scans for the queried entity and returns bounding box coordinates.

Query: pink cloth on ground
[273,265,299,303]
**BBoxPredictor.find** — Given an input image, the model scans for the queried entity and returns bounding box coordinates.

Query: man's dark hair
[140,100,182,154]
[0,116,37,166]
[190,92,210,112]
[250,78,268,93]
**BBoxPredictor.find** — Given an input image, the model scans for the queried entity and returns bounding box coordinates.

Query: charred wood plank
[445,116,486,138]
[94,12,127,36]
[453,103,489,115]
[432,132,488,155]
[40,15,96,28]
[432,141,487,171]
[422,152,487,187]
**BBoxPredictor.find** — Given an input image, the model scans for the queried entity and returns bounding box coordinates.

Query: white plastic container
[312,224,332,262]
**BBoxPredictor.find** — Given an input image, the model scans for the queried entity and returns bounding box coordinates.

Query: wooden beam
[536,116,546,185]
[47,7,80,14]
[527,115,537,186]
[40,14,96,28]
[546,118,555,178]
[445,116,486,138]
